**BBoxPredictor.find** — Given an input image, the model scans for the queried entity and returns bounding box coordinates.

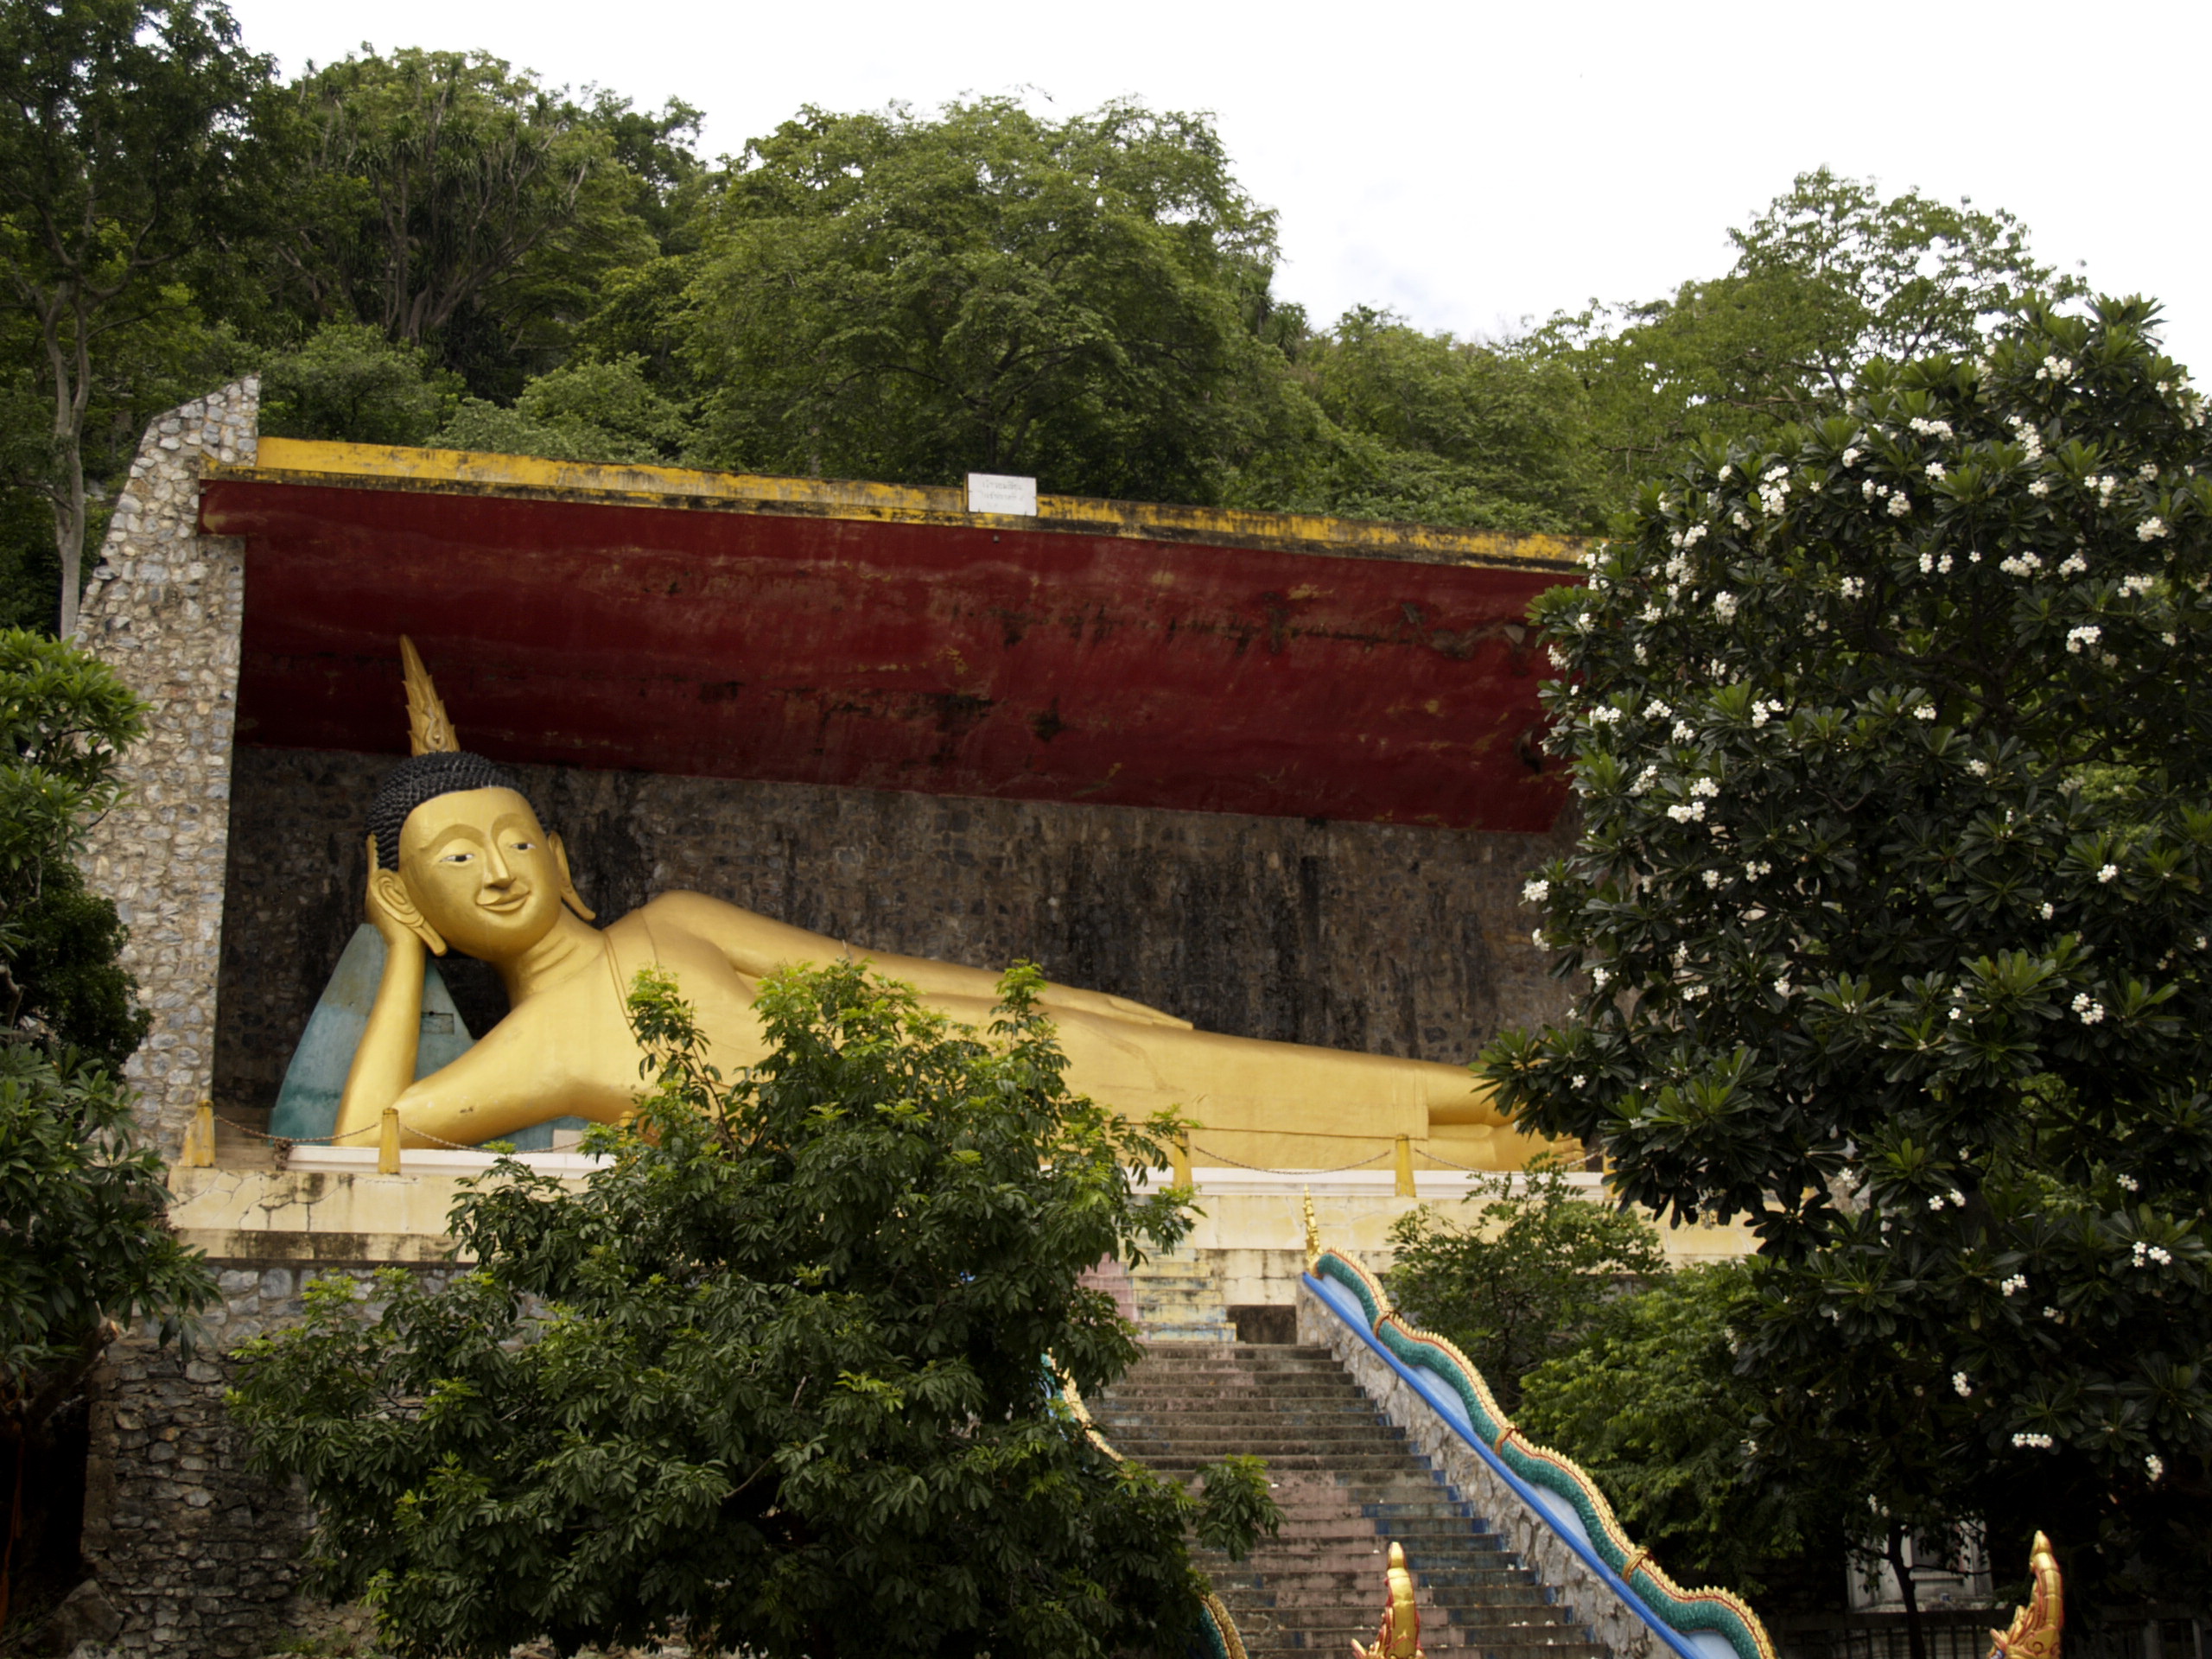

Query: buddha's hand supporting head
[365,785,593,963]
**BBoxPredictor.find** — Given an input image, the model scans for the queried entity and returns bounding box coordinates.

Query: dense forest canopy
[0,0,2093,635]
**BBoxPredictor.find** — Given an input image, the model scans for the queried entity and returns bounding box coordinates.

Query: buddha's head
[365,750,594,962]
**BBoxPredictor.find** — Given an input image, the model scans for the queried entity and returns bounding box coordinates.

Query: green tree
[0,0,270,635]
[0,628,202,1624]
[1273,307,1603,532]
[431,353,693,464]
[1517,1262,1833,1597]
[1382,1154,1665,1412]
[1490,297,2212,1625]
[257,321,458,447]
[1533,170,2082,516]
[232,961,1277,1658]
[682,98,1296,503]
[260,48,653,396]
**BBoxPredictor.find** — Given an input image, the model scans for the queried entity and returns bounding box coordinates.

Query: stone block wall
[211,744,1576,1114]
[79,379,257,1152]
[81,1262,446,1659]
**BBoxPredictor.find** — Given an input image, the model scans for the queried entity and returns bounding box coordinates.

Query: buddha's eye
[510,839,536,851]
[440,851,474,865]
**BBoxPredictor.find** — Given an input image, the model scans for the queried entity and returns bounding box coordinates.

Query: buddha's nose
[484,843,516,886]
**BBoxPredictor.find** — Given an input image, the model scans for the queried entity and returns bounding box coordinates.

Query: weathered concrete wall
[212,744,1575,1116]
[79,379,257,1152]
[81,1262,438,1659]
[1297,1275,1669,1659]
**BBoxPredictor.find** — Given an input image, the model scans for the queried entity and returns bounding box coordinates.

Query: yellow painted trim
[226,438,1586,573]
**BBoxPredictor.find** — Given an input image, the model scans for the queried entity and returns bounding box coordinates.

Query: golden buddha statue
[333,642,1539,1168]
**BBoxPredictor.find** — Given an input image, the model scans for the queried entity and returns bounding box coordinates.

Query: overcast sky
[228,0,2212,375]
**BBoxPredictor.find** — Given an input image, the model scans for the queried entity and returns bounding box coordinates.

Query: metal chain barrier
[206,1107,556,1155]
[1190,1143,1395,1175]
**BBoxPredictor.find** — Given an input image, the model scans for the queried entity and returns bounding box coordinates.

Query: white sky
[231,0,2212,376]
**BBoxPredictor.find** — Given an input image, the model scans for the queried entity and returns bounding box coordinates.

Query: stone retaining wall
[81,1262,442,1659]
[78,379,257,1154]
[1296,1274,1669,1659]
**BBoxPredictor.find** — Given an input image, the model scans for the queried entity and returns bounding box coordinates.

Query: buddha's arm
[645,892,1192,1028]
[334,906,426,1145]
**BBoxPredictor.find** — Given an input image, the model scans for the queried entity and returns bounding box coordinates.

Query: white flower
[1954,1371,1973,1397]
[1690,777,1720,798]
[1840,576,1866,600]
[1532,929,1549,949]
[1887,491,1913,518]
[1914,702,1937,721]
[2140,463,2160,482]
[1863,478,1881,500]
[1713,591,1738,620]
[1682,524,1709,547]
[1840,447,1862,467]
[2120,574,2156,596]
[2029,480,2050,498]
[2000,1274,2028,1296]
[2037,354,2075,382]
[1703,869,1723,889]
[1929,1195,1948,1212]
[1634,643,1649,663]
[2044,1306,2062,1320]
[2000,552,2043,577]
[1548,645,1570,669]
[1948,1007,1965,1021]
[1522,878,1550,904]
[2197,936,2209,950]
[1968,760,1990,778]
[2041,902,2056,920]
[1910,416,1955,440]
[1643,700,1672,721]
[1774,976,1792,997]
[2098,862,2119,883]
[2097,474,2119,506]
[1591,966,1611,988]
[2057,553,2087,576]
[1926,461,1947,480]
[1630,765,1657,795]
[2073,993,2107,1025]
[2067,626,2103,655]
[2139,517,2169,541]
[1640,602,1662,622]
[1731,509,1751,530]
[1592,704,1624,724]
[2118,1173,2139,1192]
[1667,800,1707,823]
[2012,1433,2056,1450]
[1672,719,1696,741]
[1572,1073,1587,1088]
[1718,465,1734,480]
[2147,1453,2165,1482]
[1950,1189,1967,1208]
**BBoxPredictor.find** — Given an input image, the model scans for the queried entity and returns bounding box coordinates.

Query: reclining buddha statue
[319,641,1543,1169]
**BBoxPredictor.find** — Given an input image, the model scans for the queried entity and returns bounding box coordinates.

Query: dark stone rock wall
[213,745,1573,1113]
[81,1265,452,1657]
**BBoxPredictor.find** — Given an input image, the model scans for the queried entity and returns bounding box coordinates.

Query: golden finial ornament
[1303,1185,1321,1272]
[1987,1533,2063,1659]
[400,635,460,755]
[1351,1540,1423,1659]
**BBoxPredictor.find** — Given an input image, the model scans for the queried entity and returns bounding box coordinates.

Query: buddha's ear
[550,831,596,922]
[368,866,448,957]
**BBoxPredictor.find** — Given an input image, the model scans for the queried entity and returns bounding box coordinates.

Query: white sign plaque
[965,473,1038,516]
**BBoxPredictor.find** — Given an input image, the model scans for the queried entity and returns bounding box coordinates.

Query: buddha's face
[396,786,569,960]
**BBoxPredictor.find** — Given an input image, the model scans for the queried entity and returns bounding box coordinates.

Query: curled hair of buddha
[368,752,529,870]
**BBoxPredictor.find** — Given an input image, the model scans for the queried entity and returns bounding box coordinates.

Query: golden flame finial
[401,636,459,756]
[1303,1185,1321,1273]
[1987,1533,2063,1659]
[1351,1540,1423,1659]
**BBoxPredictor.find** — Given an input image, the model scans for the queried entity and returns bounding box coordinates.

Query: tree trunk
[44,294,92,639]
[1885,1523,1928,1659]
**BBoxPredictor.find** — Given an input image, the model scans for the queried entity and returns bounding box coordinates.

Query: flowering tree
[1487,297,2212,1622]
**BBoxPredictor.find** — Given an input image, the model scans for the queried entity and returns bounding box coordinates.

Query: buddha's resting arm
[643,891,1194,1028]
[335,849,428,1143]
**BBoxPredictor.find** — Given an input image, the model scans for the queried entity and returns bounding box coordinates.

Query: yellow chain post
[183,1099,215,1167]
[1394,1134,1415,1197]
[378,1106,402,1174]
[1172,1128,1192,1186]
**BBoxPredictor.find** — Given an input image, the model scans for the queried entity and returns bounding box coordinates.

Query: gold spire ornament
[1303,1185,1321,1273]
[1351,1541,1424,1659]
[1987,1533,2063,1659]
[401,635,460,755]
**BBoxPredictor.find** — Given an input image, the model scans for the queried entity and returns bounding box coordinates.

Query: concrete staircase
[1091,1344,1609,1659]
[1129,1247,1236,1342]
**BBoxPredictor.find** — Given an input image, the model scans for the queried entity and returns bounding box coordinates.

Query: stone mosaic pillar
[78,378,257,1152]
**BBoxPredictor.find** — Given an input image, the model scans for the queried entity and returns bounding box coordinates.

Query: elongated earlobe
[550,831,596,921]
[371,868,449,956]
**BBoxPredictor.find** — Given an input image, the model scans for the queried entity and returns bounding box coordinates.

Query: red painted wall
[204,479,1575,831]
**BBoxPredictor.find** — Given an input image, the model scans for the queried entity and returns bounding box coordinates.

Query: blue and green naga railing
[1306,1244,1777,1659]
